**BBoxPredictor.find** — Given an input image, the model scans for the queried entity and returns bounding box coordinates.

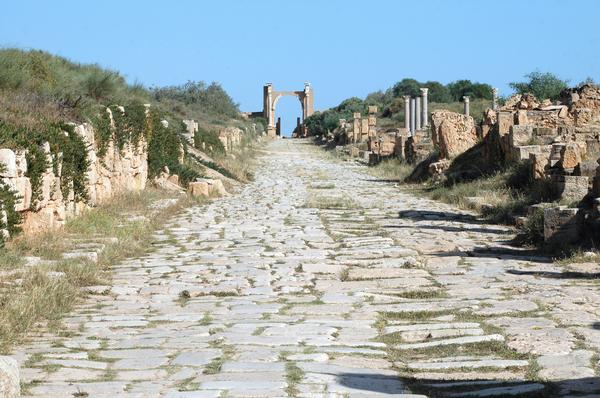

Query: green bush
[194,128,225,154]
[510,71,569,101]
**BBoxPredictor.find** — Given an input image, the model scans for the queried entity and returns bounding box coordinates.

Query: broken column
[404,95,411,132]
[410,98,416,133]
[415,96,421,131]
[352,112,361,143]
[463,96,470,116]
[420,88,429,127]
[492,88,498,110]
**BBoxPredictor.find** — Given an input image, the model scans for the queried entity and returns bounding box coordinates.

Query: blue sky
[1,0,599,135]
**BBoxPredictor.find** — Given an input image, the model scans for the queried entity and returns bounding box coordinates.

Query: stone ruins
[329,84,600,245]
[0,107,243,238]
[252,83,314,138]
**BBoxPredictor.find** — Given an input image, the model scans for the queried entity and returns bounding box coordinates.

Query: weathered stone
[188,181,210,197]
[0,149,17,178]
[0,356,19,398]
[430,110,478,159]
[544,206,580,242]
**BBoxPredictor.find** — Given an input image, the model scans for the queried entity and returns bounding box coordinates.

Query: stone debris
[11,140,600,397]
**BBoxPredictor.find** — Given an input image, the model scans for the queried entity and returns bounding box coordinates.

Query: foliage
[0,120,90,206]
[509,71,569,101]
[447,80,493,101]
[152,81,239,118]
[194,127,225,154]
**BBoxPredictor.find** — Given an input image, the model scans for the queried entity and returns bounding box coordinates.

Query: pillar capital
[420,87,429,95]
[463,96,470,102]
[403,95,411,101]
[492,87,498,94]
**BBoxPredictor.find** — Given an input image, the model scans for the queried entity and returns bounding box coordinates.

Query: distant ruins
[251,83,314,138]
[329,84,600,245]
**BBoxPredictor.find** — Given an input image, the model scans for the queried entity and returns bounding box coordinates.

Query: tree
[447,80,493,101]
[392,78,421,98]
[424,81,452,103]
[509,71,568,101]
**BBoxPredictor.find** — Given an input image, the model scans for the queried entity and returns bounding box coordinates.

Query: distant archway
[263,83,314,137]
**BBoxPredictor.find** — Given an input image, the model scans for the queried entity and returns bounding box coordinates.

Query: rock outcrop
[430,110,478,159]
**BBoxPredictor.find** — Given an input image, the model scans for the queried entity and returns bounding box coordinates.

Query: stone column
[415,96,421,131]
[410,98,416,133]
[463,96,470,116]
[492,88,498,110]
[420,88,429,127]
[403,96,411,132]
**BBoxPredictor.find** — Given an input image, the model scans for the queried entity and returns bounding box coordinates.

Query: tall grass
[0,189,193,352]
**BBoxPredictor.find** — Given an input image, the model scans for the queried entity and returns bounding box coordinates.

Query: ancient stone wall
[218,127,243,152]
[0,119,149,234]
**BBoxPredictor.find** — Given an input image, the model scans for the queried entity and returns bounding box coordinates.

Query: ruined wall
[0,120,148,234]
[218,127,243,152]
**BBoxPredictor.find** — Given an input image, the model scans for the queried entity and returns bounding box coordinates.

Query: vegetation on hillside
[0,48,257,242]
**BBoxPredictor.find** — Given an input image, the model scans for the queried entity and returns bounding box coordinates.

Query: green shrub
[194,128,225,154]
[510,71,569,101]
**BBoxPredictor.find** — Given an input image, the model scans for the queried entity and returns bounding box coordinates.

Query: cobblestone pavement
[14,139,600,397]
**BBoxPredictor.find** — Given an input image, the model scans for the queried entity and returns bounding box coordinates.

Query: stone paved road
[14,139,600,397]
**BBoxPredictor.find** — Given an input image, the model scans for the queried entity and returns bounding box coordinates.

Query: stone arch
[263,83,314,137]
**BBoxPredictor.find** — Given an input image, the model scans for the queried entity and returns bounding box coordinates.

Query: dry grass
[304,193,358,210]
[366,158,414,182]
[0,188,195,352]
[211,135,264,183]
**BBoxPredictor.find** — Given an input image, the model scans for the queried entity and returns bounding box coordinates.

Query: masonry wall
[0,121,148,235]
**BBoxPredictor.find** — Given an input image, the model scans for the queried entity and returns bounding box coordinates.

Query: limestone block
[360,119,369,137]
[497,111,514,137]
[188,181,209,197]
[530,151,551,180]
[509,125,533,147]
[15,150,27,177]
[516,110,529,125]
[560,142,583,170]
[552,175,589,201]
[430,110,478,159]
[206,179,229,197]
[74,122,95,146]
[428,160,451,176]
[544,206,580,243]
[0,149,17,178]
[167,174,180,186]
[368,106,378,114]
[512,145,542,162]
[14,177,32,212]
[0,356,19,398]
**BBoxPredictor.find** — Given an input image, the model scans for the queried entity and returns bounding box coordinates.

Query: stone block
[167,174,179,186]
[497,111,514,137]
[516,110,529,125]
[349,146,360,158]
[368,106,378,114]
[509,125,533,147]
[512,145,541,161]
[544,206,581,243]
[0,356,19,398]
[530,151,551,179]
[14,177,32,212]
[560,142,583,170]
[552,175,590,201]
[0,149,17,178]
[188,181,209,197]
